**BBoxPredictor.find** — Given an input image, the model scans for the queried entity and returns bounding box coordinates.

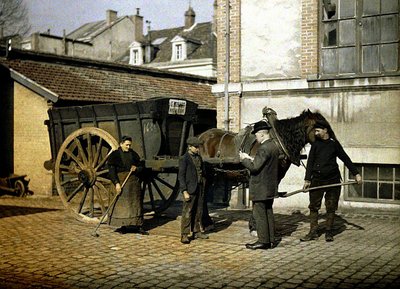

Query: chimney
[144,20,154,63]
[184,6,196,28]
[62,29,67,55]
[106,10,118,25]
[212,0,217,33]
[131,8,144,41]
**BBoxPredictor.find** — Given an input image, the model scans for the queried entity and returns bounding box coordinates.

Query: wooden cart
[45,97,201,223]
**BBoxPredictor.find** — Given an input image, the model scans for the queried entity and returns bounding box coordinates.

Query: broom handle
[91,168,134,235]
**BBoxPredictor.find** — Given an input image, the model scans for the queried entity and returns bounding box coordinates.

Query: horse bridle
[238,126,252,152]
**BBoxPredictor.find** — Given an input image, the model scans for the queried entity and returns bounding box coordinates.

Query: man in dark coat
[107,136,148,235]
[240,120,280,250]
[179,136,209,244]
[301,119,362,242]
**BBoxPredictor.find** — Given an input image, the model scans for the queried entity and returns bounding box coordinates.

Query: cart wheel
[141,169,179,215]
[54,127,118,223]
[14,180,26,197]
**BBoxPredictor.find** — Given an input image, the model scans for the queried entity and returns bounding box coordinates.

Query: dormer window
[129,41,144,65]
[171,36,187,61]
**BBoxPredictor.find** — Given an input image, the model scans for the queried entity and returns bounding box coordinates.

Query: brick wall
[14,83,53,196]
[301,0,319,76]
[216,0,242,131]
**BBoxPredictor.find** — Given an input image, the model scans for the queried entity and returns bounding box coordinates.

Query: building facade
[20,6,217,78]
[213,0,400,210]
[20,9,143,61]
[118,5,217,77]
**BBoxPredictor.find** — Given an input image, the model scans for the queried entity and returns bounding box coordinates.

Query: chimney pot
[184,6,196,28]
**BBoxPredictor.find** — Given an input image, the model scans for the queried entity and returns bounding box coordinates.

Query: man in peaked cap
[239,120,281,250]
[301,118,362,242]
[178,136,209,244]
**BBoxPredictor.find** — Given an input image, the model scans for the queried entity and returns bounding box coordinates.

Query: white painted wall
[241,0,302,80]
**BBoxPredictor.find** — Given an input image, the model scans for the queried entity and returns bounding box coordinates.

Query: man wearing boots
[301,119,362,242]
[179,136,209,244]
[240,120,280,250]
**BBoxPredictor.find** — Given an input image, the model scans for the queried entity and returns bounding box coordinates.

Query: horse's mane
[274,110,331,162]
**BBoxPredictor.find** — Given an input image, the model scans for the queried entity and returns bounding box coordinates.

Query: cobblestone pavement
[0,195,399,289]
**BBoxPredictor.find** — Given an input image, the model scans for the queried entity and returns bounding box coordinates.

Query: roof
[118,22,216,64]
[66,16,128,42]
[0,48,216,110]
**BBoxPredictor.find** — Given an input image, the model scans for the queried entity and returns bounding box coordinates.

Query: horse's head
[235,125,256,154]
[303,110,335,143]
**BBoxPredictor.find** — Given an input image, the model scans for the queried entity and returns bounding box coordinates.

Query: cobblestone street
[0,195,399,289]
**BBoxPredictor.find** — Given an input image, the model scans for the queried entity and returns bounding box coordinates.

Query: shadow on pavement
[205,209,365,239]
[319,214,365,238]
[0,205,60,219]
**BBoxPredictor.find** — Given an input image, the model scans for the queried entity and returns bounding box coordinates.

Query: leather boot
[325,212,335,242]
[300,211,319,241]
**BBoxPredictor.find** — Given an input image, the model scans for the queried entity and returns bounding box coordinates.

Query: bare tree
[0,0,31,38]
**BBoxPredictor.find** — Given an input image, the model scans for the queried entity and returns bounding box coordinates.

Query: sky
[25,0,215,36]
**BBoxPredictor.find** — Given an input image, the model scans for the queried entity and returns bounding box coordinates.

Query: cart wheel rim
[14,180,26,197]
[54,127,118,223]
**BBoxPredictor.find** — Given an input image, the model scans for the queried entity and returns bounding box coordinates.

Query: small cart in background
[0,174,32,197]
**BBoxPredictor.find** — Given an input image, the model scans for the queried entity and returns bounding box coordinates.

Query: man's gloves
[239,151,254,161]
[183,191,191,201]
[355,174,362,184]
[303,181,311,192]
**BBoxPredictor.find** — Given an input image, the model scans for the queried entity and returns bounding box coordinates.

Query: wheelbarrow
[0,174,32,197]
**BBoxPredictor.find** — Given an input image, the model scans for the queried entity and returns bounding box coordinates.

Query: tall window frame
[175,44,184,61]
[129,45,143,66]
[320,0,399,77]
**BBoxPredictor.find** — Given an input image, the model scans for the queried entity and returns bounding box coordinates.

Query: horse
[197,107,330,229]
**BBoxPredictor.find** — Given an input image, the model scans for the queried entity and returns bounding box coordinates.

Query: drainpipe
[224,0,230,131]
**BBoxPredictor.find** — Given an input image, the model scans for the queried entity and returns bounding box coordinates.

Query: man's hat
[314,119,330,129]
[252,120,272,134]
[186,136,204,146]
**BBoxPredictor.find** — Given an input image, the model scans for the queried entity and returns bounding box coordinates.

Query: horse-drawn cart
[45,97,201,223]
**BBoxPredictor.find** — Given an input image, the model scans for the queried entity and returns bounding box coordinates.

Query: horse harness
[215,131,234,158]
[262,108,293,166]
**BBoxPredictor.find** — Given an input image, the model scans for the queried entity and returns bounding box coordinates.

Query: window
[320,0,399,76]
[176,44,183,60]
[133,50,139,64]
[129,47,143,65]
[345,164,400,203]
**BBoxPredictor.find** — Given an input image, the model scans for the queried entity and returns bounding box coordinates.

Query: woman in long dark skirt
[107,136,148,235]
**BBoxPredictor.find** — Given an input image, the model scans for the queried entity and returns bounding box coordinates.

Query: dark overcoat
[178,152,205,195]
[241,139,280,201]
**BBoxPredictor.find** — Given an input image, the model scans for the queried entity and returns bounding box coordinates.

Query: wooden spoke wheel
[141,167,179,215]
[54,127,118,223]
[14,180,26,197]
